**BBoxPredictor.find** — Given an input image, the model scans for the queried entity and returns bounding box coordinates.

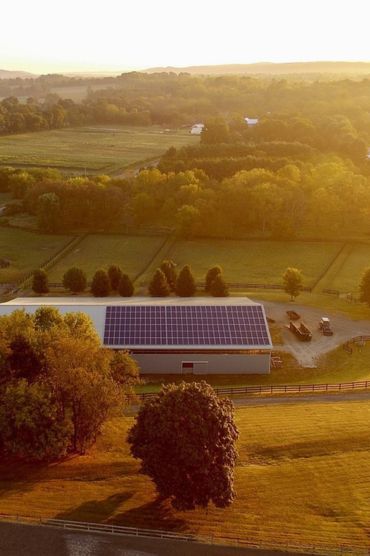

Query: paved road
[0,522,309,556]
[232,388,370,407]
[258,299,370,367]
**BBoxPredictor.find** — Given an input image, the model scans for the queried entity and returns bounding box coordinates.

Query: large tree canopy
[128,381,239,510]
[0,309,139,461]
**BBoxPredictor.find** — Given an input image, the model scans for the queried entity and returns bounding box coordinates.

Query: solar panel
[103,305,270,347]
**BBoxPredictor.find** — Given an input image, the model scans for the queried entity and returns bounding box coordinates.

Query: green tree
[210,274,229,297]
[37,192,61,232]
[148,269,170,297]
[32,269,49,294]
[0,380,71,461]
[160,260,177,291]
[176,204,200,237]
[359,268,370,306]
[34,306,63,331]
[63,267,87,294]
[118,274,134,297]
[283,267,303,301]
[8,335,42,382]
[205,265,222,292]
[44,332,123,453]
[110,350,140,388]
[91,269,110,297]
[175,265,196,297]
[108,265,123,291]
[201,117,230,144]
[128,381,239,510]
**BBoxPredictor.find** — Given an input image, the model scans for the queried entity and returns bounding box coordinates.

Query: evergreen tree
[108,264,123,291]
[160,260,177,291]
[62,267,87,294]
[210,273,229,297]
[175,265,196,297]
[91,269,111,297]
[32,269,49,294]
[148,268,170,297]
[205,265,222,292]
[118,274,134,297]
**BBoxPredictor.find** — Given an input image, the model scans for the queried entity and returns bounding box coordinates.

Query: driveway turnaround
[259,299,370,367]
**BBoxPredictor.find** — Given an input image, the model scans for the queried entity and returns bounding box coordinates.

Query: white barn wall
[134,353,271,374]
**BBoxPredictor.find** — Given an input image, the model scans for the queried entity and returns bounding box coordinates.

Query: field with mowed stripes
[0,125,197,174]
[1,400,370,553]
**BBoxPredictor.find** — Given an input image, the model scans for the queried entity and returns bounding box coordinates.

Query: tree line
[2,156,370,240]
[1,72,370,143]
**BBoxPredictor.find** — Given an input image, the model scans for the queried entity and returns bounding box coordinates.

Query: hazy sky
[1,0,370,73]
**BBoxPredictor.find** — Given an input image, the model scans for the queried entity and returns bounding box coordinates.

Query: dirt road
[258,299,370,367]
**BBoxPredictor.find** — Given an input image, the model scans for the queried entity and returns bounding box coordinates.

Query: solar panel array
[104,305,270,347]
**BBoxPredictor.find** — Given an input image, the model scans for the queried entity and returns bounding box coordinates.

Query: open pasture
[0,126,197,174]
[0,400,370,552]
[0,227,72,284]
[160,238,343,288]
[329,242,370,293]
[47,234,165,282]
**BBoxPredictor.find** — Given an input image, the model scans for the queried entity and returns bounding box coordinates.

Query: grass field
[329,243,370,293]
[0,126,198,174]
[0,228,72,283]
[47,234,166,282]
[1,400,370,552]
[150,238,343,287]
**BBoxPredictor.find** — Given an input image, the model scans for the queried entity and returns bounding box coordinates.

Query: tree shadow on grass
[0,459,138,502]
[109,497,188,533]
[54,491,135,522]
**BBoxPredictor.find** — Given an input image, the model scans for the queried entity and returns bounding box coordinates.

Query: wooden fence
[135,379,370,402]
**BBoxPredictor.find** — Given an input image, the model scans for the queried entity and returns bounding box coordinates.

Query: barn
[190,123,205,135]
[0,297,272,374]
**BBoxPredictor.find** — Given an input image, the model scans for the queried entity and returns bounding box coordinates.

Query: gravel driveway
[257,299,370,367]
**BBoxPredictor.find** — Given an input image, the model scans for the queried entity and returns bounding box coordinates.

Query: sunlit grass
[0,227,73,283]
[152,238,343,287]
[1,401,370,551]
[0,126,198,173]
[47,234,165,282]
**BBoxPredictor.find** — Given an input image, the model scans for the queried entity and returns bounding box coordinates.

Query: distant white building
[190,123,205,135]
[244,117,259,126]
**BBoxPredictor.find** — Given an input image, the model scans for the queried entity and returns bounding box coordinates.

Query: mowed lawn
[48,234,165,282]
[159,239,343,287]
[329,243,370,293]
[1,401,370,552]
[0,126,198,173]
[0,228,73,283]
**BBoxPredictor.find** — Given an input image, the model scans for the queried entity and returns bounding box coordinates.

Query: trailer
[289,321,312,342]
[286,310,300,320]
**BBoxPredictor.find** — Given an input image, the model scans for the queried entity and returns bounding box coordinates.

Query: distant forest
[0,72,370,142]
[1,71,370,240]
